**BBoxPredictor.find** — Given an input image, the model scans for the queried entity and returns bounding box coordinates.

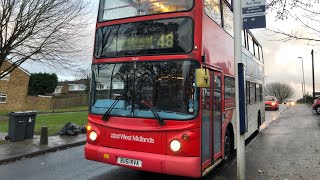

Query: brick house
[53,79,88,95]
[0,60,31,111]
[0,60,87,111]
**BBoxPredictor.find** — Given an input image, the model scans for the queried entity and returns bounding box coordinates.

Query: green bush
[296,93,314,104]
[28,73,58,95]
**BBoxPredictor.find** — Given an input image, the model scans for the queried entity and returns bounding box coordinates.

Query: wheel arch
[258,110,262,128]
[315,105,320,114]
[226,123,235,150]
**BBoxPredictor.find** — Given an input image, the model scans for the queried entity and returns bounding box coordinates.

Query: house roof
[4,60,31,76]
[57,79,88,86]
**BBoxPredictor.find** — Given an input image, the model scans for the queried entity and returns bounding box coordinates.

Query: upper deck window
[248,34,254,54]
[259,45,264,62]
[204,0,222,26]
[98,0,194,22]
[253,42,259,59]
[242,30,246,47]
[227,0,232,6]
[222,1,234,37]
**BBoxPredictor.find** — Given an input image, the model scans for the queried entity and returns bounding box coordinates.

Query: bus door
[201,71,213,169]
[213,71,222,160]
[201,71,222,169]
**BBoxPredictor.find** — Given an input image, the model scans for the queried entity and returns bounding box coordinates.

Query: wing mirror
[196,69,210,88]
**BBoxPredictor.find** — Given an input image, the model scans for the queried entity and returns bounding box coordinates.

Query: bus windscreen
[94,17,193,58]
[91,60,199,120]
[98,0,194,21]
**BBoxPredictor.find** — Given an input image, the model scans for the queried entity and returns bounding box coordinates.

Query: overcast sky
[21,0,320,100]
[21,0,99,81]
[252,1,320,100]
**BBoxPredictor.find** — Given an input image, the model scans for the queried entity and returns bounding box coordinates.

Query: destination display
[116,32,175,52]
[94,17,193,58]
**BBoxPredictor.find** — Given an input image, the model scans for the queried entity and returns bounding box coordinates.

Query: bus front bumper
[85,143,201,178]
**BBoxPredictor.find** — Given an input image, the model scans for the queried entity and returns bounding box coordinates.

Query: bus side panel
[201,15,235,77]
[246,102,264,138]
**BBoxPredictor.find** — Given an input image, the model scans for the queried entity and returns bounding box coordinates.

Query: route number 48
[157,33,174,48]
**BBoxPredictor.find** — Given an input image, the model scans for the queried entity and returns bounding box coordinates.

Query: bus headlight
[170,140,181,152]
[89,131,98,141]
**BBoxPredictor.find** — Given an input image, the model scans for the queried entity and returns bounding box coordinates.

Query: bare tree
[267,0,320,43]
[0,0,89,79]
[266,82,295,103]
[73,65,91,93]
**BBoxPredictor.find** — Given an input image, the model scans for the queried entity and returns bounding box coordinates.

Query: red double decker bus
[85,0,265,178]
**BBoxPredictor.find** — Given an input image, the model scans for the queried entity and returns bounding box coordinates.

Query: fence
[51,95,89,109]
[26,96,52,110]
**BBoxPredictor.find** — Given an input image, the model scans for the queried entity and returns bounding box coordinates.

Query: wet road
[0,104,315,180]
[261,104,287,129]
[0,145,199,180]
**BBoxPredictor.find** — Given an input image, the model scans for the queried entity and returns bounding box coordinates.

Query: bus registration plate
[117,157,142,167]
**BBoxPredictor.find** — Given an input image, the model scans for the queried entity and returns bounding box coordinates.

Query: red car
[265,96,279,111]
[311,97,320,114]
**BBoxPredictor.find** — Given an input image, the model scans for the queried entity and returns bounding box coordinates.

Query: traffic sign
[242,0,266,29]
[242,0,266,8]
[243,16,266,29]
[242,5,265,17]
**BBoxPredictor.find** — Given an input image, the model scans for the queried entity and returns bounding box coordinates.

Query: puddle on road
[261,106,288,130]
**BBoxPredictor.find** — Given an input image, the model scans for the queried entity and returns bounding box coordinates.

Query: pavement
[212,104,320,180]
[0,132,86,164]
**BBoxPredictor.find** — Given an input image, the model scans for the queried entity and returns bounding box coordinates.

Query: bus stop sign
[242,0,266,29]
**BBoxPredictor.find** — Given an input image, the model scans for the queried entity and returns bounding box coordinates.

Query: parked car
[311,97,320,114]
[265,96,279,110]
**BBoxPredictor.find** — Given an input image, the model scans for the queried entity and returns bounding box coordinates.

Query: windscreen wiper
[101,91,129,121]
[149,106,165,126]
[139,96,165,126]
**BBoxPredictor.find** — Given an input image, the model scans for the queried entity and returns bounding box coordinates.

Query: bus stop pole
[233,0,246,179]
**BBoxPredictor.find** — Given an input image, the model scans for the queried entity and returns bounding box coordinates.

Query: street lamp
[298,57,305,103]
[264,75,268,93]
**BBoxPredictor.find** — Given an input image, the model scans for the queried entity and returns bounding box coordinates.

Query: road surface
[1,104,307,180]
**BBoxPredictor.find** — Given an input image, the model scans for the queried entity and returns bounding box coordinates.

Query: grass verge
[0,112,88,136]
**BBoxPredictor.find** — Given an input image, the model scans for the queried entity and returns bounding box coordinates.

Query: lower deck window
[250,82,256,104]
[256,84,263,102]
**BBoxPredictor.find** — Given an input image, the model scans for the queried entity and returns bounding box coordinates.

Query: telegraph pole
[302,82,304,100]
[298,57,306,103]
[233,0,245,179]
[237,0,266,179]
[312,50,315,100]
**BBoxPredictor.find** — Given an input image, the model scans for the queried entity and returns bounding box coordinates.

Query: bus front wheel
[224,130,233,162]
